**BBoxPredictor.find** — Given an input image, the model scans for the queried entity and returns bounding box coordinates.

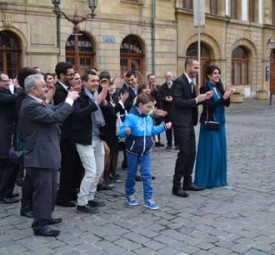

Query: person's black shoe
[155,142,165,147]
[48,218,62,225]
[56,199,75,207]
[166,145,172,150]
[76,205,100,214]
[20,210,34,218]
[33,226,60,237]
[151,176,156,180]
[88,199,105,207]
[183,184,204,191]
[0,197,19,204]
[10,192,20,198]
[135,175,142,182]
[97,183,113,191]
[172,188,189,198]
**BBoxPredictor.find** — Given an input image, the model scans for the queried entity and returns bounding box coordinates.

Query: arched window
[0,30,22,78]
[182,0,193,10]
[232,46,249,85]
[186,42,213,85]
[66,32,95,74]
[120,35,144,77]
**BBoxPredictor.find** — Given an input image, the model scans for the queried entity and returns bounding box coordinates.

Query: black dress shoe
[172,188,189,198]
[20,210,34,218]
[155,142,165,147]
[56,199,75,207]
[49,218,62,225]
[0,197,19,204]
[183,184,204,191]
[97,184,112,191]
[76,205,100,214]
[33,226,60,237]
[135,175,142,182]
[151,175,156,180]
[88,199,105,207]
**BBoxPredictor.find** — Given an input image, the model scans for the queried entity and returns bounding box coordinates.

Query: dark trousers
[26,167,57,230]
[173,126,196,187]
[57,139,83,202]
[165,127,177,147]
[0,158,19,199]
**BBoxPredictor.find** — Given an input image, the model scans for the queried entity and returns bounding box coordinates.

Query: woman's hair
[205,65,221,80]
[137,83,149,95]
[43,73,54,81]
[136,93,154,105]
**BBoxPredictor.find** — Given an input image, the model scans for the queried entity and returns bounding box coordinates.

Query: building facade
[1,0,275,96]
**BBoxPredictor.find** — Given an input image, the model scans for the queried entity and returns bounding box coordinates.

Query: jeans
[125,152,154,203]
[76,139,105,206]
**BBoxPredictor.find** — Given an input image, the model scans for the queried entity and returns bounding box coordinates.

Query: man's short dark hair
[17,67,37,88]
[81,70,98,82]
[184,58,196,70]
[125,70,136,78]
[55,62,74,79]
[99,71,111,81]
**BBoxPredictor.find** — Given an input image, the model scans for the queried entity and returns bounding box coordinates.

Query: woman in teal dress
[194,65,235,188]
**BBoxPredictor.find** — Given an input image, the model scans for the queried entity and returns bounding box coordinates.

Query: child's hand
[165,122,172,129]
[125,126,131,135]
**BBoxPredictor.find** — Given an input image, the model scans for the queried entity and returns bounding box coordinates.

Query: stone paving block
[193,250,214,255]
[5,244,28,254]
[244,248,269,255]
[142,240,166,251]
[135,247,158,255]
[94,240,128,254]
[232,243,252,253]
[208,246,232,255]
[157,246,180,255]
[122,232,152,244]
[114,238,143,251]
[197,242,216,250]
[153,234,175,245]
[214,240,235,249]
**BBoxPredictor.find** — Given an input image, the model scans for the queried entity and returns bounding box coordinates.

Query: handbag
[205,106,220,131]
[9,135,24,165]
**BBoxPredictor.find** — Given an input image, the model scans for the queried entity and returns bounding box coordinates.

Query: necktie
[190,81,194,93]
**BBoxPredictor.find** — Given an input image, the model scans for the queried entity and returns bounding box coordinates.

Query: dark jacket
[53,82,68,106]
[101,94,125,152]
[158,81,175,122]
[0,88,17,158]
[19,95,73,169]
[171,74,198,127]
[70,88,100,145]
[118,83,136,112]
[199,82,230,123]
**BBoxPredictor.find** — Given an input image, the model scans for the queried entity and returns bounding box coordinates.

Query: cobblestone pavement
[1,99,275,255]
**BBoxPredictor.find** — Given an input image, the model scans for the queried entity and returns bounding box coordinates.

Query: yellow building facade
[1,0,275,96]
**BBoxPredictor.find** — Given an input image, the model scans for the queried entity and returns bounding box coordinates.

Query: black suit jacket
[199,82,230,123]
[53,82,68,106]
[118,83,136,112]
[171,74,198,127]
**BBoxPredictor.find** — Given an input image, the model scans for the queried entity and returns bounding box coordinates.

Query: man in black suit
[53,62,80,207]
[0,73,19,204]
[171,58,212,197]
[19,74,79,236]
[158,71,177,150]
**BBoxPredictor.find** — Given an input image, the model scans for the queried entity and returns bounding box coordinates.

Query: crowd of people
[0,58,235,237]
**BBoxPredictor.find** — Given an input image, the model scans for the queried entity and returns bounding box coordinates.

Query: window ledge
[120,0,143,5]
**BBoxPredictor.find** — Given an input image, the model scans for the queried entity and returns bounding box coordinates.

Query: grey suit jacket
[19,95,73,169]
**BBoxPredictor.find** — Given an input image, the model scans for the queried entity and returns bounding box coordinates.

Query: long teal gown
[194,83,227,188]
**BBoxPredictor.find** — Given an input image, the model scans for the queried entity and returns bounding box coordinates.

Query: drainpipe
[151,0,156,74]
[57,12,61,55]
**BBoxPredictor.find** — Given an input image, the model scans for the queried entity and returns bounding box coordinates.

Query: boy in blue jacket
[119,94,172,210]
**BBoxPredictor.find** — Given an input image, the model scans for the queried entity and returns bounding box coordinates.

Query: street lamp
[51,0,98,73]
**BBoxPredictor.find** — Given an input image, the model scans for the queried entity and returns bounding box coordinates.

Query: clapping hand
[165,122,172,129]
[125,126,131,135]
